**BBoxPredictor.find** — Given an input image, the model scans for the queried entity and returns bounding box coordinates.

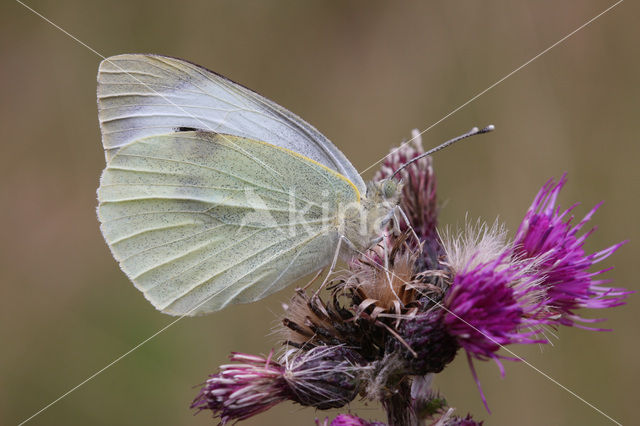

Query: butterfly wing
[97,54,366,194]
[98,132,359,315]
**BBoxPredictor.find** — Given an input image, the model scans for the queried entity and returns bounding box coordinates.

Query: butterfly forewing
[97,54,365,193]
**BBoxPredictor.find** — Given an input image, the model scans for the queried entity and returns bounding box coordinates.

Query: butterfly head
[367,178,403,208]
[339,179,402,253]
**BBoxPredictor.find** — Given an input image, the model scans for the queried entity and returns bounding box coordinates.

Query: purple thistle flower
[319,414,386,426]
[374,129,442,269]
[441,255,547,411]
[189,125,632,424]
[513,175,630,327]
[440,414,484,426]
[191,352,291,424]
[192,347,364,424]
[442,256,545,365]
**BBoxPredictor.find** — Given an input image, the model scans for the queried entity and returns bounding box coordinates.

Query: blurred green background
[1,1,638,425]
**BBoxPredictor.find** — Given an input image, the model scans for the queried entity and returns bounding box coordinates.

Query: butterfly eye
[382,180,398,200]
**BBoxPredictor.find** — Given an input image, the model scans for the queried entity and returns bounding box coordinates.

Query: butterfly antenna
[390,124,495,179]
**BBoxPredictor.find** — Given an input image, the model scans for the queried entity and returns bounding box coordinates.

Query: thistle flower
[191,130,631,425]
[437,413,484,426]
[191,352,291,424]
[512,175,630,327]
[374,129,442,269]
[442,256,546,364]
[318,414,386,426]
[345,232,429,315]
[394,310,459,375]
[283,346,365,409]
[438,250,548,410]
[192,347,365,423]
[440,223,547,366]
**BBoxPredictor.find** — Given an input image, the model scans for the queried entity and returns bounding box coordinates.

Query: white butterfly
[96,54,400,316]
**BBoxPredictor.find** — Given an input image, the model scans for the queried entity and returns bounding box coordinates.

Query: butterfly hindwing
[98,131,359,315]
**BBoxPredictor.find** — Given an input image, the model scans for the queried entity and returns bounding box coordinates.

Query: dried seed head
[279,289,385,361]
[280,289,347,348]
[342,232,431,318]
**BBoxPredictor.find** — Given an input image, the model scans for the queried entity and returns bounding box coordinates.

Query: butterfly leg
[379,232,404,304]
[394,205,421,243]
[311,235,354,298]
[301,269,325,291]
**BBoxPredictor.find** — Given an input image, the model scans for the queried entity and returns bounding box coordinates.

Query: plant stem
[382,380,416,426]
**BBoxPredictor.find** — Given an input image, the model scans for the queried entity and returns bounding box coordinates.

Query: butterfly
[96,54,401,316]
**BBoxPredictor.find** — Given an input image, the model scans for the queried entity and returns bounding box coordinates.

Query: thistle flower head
[280,289,383,361]
[280,289,352,349]
[440,221,546,364]
[442,255,545,365]
[374,129,442,269]
[394,310,459,375]
[192,347,365,423]
[191,352,291,424]
[439,413,485,426]
[319,414,386,426]
[345,233,427,315]
[513,175,630,327]
[282,346,365,409]
[191,128,631,425]
[441,220,510,274]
